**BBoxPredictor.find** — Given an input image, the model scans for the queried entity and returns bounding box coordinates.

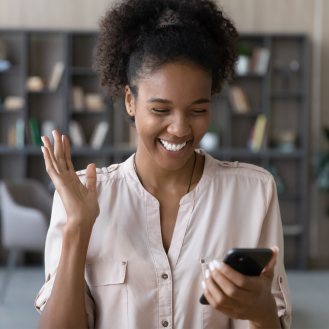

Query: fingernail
[41,136,44,143]
[213,260,222,269]
[205,269,210,278]
[62,135,64,142]
[41,146,44,154]
[52,130,55,137]
[209,262,215,271]
[202,280,206,289]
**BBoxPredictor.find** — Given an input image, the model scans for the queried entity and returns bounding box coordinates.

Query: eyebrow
[146,98,211,105]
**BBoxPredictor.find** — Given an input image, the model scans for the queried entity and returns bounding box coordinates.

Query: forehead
[137,62,212,103]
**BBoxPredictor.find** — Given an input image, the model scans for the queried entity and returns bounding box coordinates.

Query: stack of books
[71,86,105,112]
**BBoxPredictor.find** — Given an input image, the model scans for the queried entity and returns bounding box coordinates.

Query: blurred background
[0,0,328,328]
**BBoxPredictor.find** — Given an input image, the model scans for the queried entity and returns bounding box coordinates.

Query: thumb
[85,163,97,192]
[262,246,278,279]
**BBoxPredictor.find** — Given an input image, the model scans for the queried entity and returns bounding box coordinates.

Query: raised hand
[41,130,100,229]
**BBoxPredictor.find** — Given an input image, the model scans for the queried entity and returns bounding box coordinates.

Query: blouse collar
[124,149,217,207]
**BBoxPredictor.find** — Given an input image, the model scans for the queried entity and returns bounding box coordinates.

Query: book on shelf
[89,121,109,149]
[250,47,270,75]
[16,118,25,149]
[69,120,87,147]
[41,120,56,146]
[48,62,65,91]
[247,114,267,152]
[71,86,85,111]
[28,117,42,146]
[229,86,250,113]
[8,125,16,147]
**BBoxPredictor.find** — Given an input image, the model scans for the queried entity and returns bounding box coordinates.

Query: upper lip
[158,138,190,145]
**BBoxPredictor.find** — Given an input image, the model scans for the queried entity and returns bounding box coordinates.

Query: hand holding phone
[200,248,274,305]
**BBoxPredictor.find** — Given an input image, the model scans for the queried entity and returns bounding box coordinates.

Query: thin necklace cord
[133,151,197,195]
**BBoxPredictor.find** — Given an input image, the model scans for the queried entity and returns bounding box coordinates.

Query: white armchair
[0,178,53,303]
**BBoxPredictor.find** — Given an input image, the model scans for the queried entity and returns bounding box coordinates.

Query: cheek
[135,112,166,141]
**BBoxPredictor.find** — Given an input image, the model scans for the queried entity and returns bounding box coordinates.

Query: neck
[134,145,201,193]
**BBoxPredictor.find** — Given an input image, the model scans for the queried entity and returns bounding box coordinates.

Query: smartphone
[199,248,273,305]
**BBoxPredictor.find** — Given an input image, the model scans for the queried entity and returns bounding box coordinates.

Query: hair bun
[156,9,183,29]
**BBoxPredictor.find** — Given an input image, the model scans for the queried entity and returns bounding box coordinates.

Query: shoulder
[213,158,272,184]
[75,162,125,183]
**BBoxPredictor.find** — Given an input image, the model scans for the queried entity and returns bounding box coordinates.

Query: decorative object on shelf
[0,37,11,72]
[250,47,270,75]
[69,120,87,147]
[229,86,250,113]
[71,85,85,111]
[199,125,220,151]
[7,125,16,147]
[271,130,296,153]
[266,166,285,194]
[235,41,252,76]
[26,76,44,91]
[273,59,300,90]
[28,117,42,146]
[247,114,267,152]
[129,125,139,149]
[314,127,329,217]
[15,118,25,149]
[3,96,24,111]
[48,61,65,91]
[41,121,57,146]
[89,121,109,149]
[85,93,105,112]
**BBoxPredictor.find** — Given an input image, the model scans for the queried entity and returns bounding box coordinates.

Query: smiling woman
[35,1,291,329]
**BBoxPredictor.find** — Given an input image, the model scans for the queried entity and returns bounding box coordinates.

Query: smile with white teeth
[159,139,187,152]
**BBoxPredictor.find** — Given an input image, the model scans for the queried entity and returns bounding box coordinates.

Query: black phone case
[200,248,273,305]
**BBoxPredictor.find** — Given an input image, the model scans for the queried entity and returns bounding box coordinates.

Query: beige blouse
[35,149,292,329]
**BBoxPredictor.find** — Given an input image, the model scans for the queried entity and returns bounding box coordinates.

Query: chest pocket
[85,260,128,329]
[200,258,231,329]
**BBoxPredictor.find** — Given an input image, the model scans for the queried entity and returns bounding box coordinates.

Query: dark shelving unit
[0,30,310,269]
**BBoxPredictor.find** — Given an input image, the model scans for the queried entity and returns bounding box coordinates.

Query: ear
[125,85,135,117]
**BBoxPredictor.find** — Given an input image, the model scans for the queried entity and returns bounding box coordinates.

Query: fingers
[41,145,59,180]
[62,134,75,173]
[41,134,60,173]
[85,163,97,192]
[209,265,253,305]
[202,279,239,319]
[219,262,258,291]
[52,130,68,172]
[262,246,278,279]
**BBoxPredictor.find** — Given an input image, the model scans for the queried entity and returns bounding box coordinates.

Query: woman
[35,0,291,328]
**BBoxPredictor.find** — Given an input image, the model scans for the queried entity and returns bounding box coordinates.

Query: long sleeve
[231,174,292,329]
[34,189,95,328]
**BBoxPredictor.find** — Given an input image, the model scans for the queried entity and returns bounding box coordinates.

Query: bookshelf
[0,30,310,269]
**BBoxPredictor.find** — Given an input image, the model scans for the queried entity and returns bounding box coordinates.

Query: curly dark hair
[93,0,239,103]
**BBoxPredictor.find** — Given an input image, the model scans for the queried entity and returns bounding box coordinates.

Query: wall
[0,0,328,268]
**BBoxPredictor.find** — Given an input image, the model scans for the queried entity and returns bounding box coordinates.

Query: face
[125,61,212,171]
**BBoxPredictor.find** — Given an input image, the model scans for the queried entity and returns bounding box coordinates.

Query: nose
[167,113,191,138]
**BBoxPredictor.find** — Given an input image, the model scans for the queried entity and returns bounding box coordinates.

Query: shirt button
[280,277,283,283]
[162,273,168,280]
[162,321,169,327]
[122,262,126,265]
[201,259,205,263]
